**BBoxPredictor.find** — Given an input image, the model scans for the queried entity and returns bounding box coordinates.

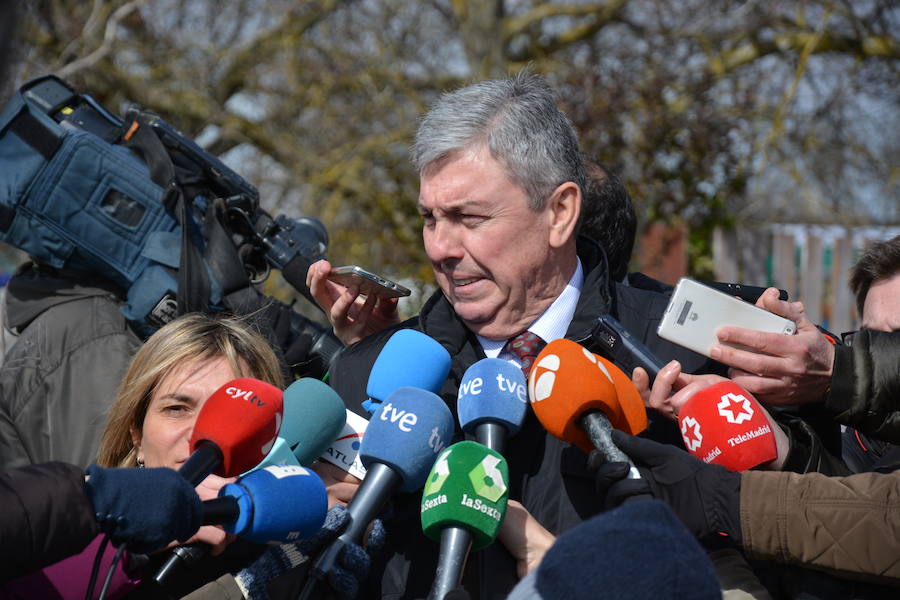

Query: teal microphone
[421,441,509,600]
[282,378,347,465]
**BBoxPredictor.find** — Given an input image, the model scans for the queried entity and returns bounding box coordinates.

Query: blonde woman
[8,313,284,599]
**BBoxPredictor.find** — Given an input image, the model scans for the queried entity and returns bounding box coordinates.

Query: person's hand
[601,431,744,544]
[83,465,203,554]
[711,288,835,406]
[173,474,236,556]
[310,459,361,508]
[306,260,401,346]
[633,366,790,470]
[235,505,386,600]
[498,500,556,579]
[633,362,730,420]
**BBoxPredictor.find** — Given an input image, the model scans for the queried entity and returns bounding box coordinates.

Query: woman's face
[131,355,243,469]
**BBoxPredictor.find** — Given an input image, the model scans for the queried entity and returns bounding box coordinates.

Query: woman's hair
[96,313,284,467]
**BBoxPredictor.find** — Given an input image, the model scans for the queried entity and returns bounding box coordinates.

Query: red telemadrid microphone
[180,377,284,486]
[528,339,647,475]
[676,380,777,471]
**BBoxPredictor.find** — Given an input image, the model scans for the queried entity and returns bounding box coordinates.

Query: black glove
[600,431,744,544]
[589,453,653,509]
[84,465,202,553]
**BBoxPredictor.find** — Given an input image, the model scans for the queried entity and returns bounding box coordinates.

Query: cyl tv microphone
[156,377,282,585]
[677,380,777,471]
[180,377,283,485]
[301,386,455,599]
[529,339,647,476]
[457,358,527,455]
[421,441,509,600]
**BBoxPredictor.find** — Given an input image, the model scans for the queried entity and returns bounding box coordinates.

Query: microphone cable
[84,534,110,600]
[98,545,127,600]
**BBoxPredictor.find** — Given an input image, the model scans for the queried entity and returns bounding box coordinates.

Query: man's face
[418,146,574,340]
[862,271,900,332]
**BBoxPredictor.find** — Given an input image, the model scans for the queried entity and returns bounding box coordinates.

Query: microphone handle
[299,462,402,600]
[152,543,209,587]
[474,422,506,456]
[178,441,223,486]
[428,526,473,600]
[578,411,642,480]
[201,496,239,526]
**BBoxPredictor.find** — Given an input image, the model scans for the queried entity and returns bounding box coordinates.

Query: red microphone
[180,378,284,485]
[677,380,777,471]
[528,339,647,470]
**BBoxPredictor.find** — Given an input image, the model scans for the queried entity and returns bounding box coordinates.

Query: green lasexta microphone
[421,440,509,600]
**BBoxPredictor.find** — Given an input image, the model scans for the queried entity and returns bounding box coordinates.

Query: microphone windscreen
[678,381,777,471]
[528,339,647,453]
[366,330,452,403]
[282,378,347,465]
[421,441,509,551]
[360,386,454,492]
[243,437,300,475]
[220,465,328,543]
[190,378,283,476]
[591,353,648,438]
[457,358,527,435]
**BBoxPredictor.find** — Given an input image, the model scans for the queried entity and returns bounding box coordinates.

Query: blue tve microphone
[281,378,347,465]
[364,330,452,414]
[203,465,328,544]
[301,386,455,599]
[457,358,528,455]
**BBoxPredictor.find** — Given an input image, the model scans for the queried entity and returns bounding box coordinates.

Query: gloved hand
[236,505,385,600]
[595,431,744,544]
[588,452,652,510]
[84,464,202,553]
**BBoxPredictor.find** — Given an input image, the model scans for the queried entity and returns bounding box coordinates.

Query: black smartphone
[591,314,667,383]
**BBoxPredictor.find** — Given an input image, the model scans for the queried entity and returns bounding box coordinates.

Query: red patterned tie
[505,331,546,379]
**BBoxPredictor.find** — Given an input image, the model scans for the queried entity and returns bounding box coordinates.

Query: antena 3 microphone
[529,340,647,478]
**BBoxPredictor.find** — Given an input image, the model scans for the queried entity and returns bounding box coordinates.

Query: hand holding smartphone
[326,265,410,299]
[657,278,796,359]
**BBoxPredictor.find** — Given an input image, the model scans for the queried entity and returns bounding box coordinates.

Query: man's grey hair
[412,71,585,210]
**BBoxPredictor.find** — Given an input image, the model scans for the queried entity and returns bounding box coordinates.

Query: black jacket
[827,329,900,444]
[329,240,721,599]
[0,461,98,582]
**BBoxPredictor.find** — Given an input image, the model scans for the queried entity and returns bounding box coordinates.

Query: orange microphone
[528,339,647,476]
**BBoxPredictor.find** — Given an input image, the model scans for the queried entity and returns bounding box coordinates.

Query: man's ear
[546,182,581,248]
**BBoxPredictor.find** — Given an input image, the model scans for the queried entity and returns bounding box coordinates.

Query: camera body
[0,75,340,376]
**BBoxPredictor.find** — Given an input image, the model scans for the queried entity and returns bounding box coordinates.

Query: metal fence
[713,224,900,335]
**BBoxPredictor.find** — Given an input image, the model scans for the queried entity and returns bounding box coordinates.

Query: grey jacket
[0,263,141,469]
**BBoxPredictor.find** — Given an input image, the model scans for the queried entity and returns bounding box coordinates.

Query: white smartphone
[327,265,411,299]
[657,277,796,358]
